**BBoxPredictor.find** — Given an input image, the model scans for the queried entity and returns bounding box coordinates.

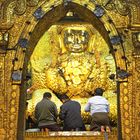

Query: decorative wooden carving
[0,0,140,140]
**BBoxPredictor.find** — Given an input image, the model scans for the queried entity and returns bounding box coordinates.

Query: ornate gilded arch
[11,1,128,140]
[1,0,140,140]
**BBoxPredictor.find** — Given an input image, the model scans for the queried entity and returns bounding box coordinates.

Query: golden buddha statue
[45,27,107,99]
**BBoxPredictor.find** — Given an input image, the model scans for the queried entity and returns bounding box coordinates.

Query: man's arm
[53,103,58,118]
[59,105,66,120]
[34,105,39,120]
[105,99,110,113]
[85,101,91,112]
[107,103,110,113]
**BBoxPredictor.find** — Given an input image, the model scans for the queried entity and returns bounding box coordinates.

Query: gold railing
[25,129,117,140]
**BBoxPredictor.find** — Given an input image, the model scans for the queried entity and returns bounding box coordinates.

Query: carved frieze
[0,0,39,30]
[105,0,130,16]
[129,2,140,26]
[27,0,39,7]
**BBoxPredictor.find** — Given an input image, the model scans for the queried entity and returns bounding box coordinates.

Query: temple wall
[0,0,140,140]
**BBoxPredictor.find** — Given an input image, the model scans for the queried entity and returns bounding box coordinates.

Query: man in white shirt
[85,88,111,132]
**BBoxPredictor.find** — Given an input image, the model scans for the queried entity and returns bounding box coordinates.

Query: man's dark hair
[94,88,105,96]
[60,94,69,101]
[43,92,52,98]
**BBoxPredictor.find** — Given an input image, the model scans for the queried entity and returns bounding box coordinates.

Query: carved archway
[9,1,128,140]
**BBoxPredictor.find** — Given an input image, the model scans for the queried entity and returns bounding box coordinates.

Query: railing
[25,129,117,140]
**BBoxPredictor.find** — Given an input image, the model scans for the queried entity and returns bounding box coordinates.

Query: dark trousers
[39,124,61,131]
[63,123,86,131]
[90,112,110,131]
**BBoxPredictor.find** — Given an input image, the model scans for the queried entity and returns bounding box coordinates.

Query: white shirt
[85,96,109,115]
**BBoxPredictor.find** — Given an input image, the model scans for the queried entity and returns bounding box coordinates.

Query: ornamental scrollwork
[90,0,111,6]
[90,0,130,16]
[0,0,40,30]
[27,0,39,7]
[14,0,26,15]
[104,0,130,16]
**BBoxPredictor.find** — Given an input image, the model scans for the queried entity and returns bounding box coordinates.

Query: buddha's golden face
[64,29,89,53]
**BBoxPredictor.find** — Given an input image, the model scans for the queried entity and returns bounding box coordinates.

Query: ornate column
[0,54,6,140]
[132,32,140,140]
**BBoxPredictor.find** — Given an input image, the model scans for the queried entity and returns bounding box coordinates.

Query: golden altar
[0,0,140,140]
